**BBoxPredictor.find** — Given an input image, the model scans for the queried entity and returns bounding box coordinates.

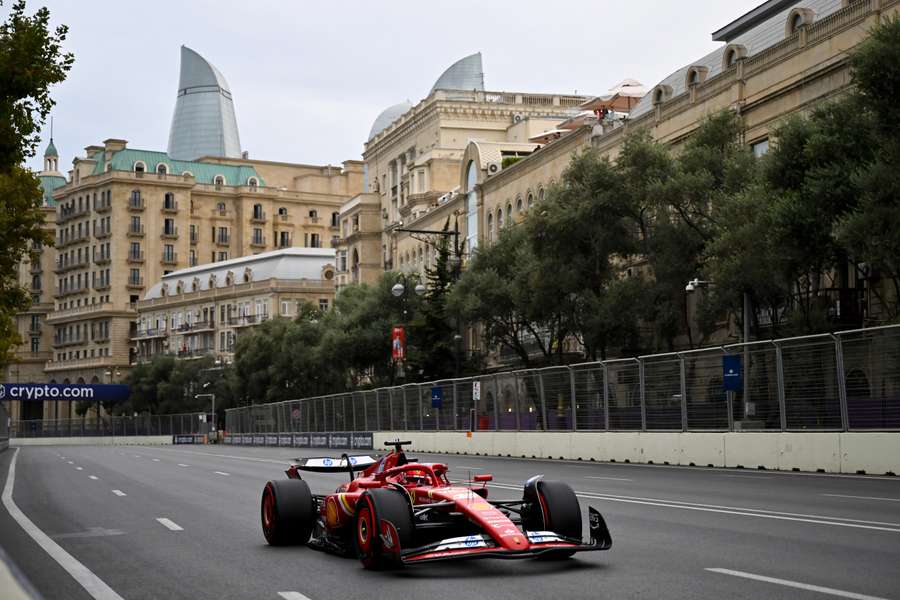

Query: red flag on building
[391,326,405,361]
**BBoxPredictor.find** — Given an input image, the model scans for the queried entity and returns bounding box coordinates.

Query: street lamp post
[685,279,751,424]
[195,382,215,443]
[102,367,121,433]
[391,276,426,381]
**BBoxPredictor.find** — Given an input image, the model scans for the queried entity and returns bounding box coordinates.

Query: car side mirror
[473,474,493,482]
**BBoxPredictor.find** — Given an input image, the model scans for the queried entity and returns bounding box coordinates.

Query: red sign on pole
[391,326,406,361]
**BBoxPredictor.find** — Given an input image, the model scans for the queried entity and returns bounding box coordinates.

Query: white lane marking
[488,483,900,533]
[111,490,126,497]
[75,467,83,471]
[723,474,771,479]
[152,459,160,462]
[88,476,99,481]
[585,476,633,481]
[278,592,313,600]
[706,568,889,600]
[822,494,900,503]
[177,464,189,467]
[67,461,74,464]
[214,471,230,476]
[155,518,183,531]
[2,449,126,600]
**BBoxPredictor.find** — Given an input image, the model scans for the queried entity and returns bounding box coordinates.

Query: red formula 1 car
[260,440,612,568]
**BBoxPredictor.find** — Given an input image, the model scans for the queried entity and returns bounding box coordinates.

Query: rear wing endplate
[292,455,377,473]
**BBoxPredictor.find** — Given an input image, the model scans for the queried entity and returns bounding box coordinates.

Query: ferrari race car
[260,440,612,568]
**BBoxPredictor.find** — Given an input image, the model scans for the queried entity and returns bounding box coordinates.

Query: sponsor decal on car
[432,534,491,551]
[526,531,565,543]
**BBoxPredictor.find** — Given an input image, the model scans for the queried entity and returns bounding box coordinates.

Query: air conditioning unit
[486,162,501,176]
[512,113,524,124]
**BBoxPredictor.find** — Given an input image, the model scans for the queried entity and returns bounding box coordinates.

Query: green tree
[0,1,72,367]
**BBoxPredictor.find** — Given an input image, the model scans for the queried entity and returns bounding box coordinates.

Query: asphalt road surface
[1,444,899,600]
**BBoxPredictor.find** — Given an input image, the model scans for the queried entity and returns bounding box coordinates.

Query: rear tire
[354,488,414,569]
[523,478,581,559]
[261,479,315,546]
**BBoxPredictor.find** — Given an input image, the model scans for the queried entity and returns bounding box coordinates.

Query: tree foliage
[0,0,72,366]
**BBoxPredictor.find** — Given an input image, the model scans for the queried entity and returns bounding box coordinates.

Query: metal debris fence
[10,412,206,438]
[226,325,900,434]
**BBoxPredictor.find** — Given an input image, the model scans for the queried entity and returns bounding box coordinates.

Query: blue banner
[722,355,743,392]
[0,383,129,403]
[431,386,443,409]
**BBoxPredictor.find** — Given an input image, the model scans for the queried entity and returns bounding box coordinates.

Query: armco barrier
[222,432,373,450]
[371,431,899,475]
[11,435,172,447]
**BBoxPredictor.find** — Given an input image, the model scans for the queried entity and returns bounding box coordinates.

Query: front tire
[261,479,315,546]
[523,478,581,559]
[354,488,414,569]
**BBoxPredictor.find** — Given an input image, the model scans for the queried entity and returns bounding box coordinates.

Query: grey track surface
[1,444,899,600]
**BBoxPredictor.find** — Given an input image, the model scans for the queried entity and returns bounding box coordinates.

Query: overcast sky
[19,0,763,172]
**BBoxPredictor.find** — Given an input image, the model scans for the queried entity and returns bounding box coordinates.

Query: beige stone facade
[134,248,336,363]
[6,138,363,410]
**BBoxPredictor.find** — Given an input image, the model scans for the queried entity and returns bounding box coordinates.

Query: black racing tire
[261,479,315,546]
[354,488,414,569]
[523,478,581,559]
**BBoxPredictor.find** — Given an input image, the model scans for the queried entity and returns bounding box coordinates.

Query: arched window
[243,268,252,283]
[134,161,146,174]
[225,271,234,286]
[786,8,812,36]
[685,66,708,88]
[182,171,194,178]
[487,212,493,242]
[176,281,183,294]
[535,189,542,206]
[465,160,479,251]
[214,175,225,189]
[247,176,259,188]
[252,203,263,220]
[652,85,672,105]
[506,203,512,226]
[497,207,504,229]
[309,209,318,218]
[516,196,524,213]
[278,207,288,216]
[217,202,226,212]
[156,163,168,175]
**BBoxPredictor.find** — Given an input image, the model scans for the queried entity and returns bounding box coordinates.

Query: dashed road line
[155,518,183,531]
[111,490,127,497]
[278,592,313,600]
[214,471,230,476]
[75,467,83,471]
[152,458,160,462]
[67,461,74,465]
[2,449,126,600]
[177,464,189,467]
[88,476,99,481]
[705,568,889,600]
[585,476,633,481]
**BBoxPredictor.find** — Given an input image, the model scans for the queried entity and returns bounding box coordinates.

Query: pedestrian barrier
[226,325,900,435]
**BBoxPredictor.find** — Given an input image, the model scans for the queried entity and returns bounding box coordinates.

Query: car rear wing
[292,454,377,474]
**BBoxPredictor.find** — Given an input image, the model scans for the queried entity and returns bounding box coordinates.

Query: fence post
[568,367,577,432]
[679,354,687,432]
[602,362,610,431]
[493,375,500,431]
[638,358,646,432]
[537,372,547,431]
[418,385,424,431]
[514,375,521,431]
[832,334,849,432]
[775,342,787,431]
[453,381,459,431]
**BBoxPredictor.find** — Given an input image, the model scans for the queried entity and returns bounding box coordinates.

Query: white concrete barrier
[375,431,899,475]
[840,432,900,475]
[11,435,172,447]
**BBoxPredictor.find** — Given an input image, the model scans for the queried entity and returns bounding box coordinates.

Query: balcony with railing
[58,205,89,223]
[54,256,89,273]
[127,250,145,264]
[190,230,198,244]
[162,199,179,213]
[46,301,118,323]
[250,209,267,224]
[127,224,145,237]
[161,225,178,239]
[131,327,167,340]
[93,278,111,291]
[128,193,145,210]
[126,276,144,289]
[57,232,90,248]
[228,314,270,328]
[94,197,111,213]
[161,251,178,266]
[216,234,230,246]
[250,235,267,248]
[94,223,111,239]
[93,250,111,265]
